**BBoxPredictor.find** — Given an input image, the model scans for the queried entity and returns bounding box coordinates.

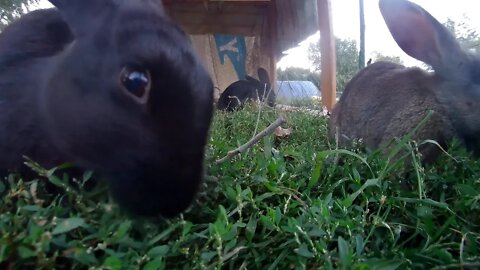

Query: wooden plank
[164,1,319,55]
[175,24,259,35]
[317,0,336,111]
[171,15,258,28]
[166,3,266,36]
[274,0,318,56]
[163,0,269,5]
[165,3,266,14]
[268,1,277,90]
[209,0,270,2]
[170,12,260,25]
[359,0,365,68]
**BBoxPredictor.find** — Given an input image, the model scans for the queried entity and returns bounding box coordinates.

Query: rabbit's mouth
[104,150,206,217]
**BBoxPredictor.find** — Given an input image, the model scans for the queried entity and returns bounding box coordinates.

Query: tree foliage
[370,51,404,65]
[308,37,359,93]
[277,67,320,89]
[0,0,39,28]
[444,17,480,55]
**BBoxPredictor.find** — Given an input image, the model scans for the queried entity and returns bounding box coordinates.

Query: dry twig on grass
[215,115,286,165]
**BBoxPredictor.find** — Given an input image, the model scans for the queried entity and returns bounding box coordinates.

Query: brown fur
[330,0,480,163]
[330,62,454,162]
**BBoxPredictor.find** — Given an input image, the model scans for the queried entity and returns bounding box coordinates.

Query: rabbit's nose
[107,151,205,217]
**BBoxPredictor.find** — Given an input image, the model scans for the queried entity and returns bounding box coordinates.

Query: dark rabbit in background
[0,0,214,217]
[329,0,480,163]
[217,67,276,111]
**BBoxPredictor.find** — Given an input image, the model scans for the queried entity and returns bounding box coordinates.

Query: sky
[34,0,480,69]
[278,0,480,69]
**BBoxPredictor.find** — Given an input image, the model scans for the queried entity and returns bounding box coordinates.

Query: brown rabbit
[329,0,480,163]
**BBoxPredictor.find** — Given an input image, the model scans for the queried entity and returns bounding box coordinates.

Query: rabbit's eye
[120,65,151,103]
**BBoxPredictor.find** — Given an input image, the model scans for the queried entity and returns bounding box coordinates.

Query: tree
[370,51,404,65]
[444,17,480,55]
[1,0,39,28]
[309,37,359,93]
[277,67,320,89]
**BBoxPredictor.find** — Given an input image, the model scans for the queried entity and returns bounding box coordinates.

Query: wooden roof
[162,0,337,110]
[162,0,318,56]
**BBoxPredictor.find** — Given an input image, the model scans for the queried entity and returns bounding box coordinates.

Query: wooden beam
[268,0,277,92]
[163,0,270,3]
[359,0,366,69]
[166,3,266,35]
[210,0,270,2]
[317,0,336,111]
[173,24,259,36]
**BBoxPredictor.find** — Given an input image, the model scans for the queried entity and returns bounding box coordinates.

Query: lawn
[1,106,479,269]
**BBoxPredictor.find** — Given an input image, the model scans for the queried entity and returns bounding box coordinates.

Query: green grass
[275,97,322,109]
[1,105,480,269]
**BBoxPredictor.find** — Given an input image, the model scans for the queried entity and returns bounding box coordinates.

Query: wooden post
[268,1,278,93]
[359,0,366,69]
[317,0,336,111]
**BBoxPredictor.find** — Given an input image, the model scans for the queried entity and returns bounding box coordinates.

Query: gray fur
[329,0,480,163]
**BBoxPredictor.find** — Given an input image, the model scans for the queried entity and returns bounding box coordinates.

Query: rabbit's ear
[48,0,111,36]
[257,68,270,85]
[245,75,259,83]
[49,0,165,37]
[379,0,465,73]
[48,0,74,10]
[48,0,112,11]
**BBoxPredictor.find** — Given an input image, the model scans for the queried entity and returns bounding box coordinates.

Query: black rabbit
[217,67,276,111]
[0,0,214,217]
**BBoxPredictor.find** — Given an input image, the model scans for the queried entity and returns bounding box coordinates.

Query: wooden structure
[317,0,336,110]
[162,0,336,110]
